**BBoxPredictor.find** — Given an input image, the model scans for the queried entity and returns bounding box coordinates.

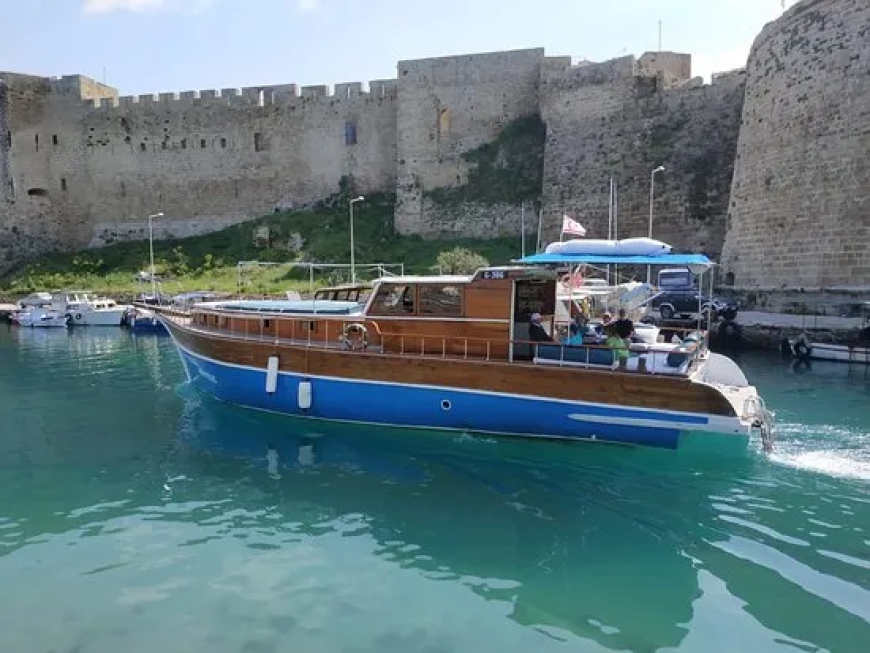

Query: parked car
[649,289,738,321]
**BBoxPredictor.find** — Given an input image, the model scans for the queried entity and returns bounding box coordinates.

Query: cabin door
[511,278,555,362]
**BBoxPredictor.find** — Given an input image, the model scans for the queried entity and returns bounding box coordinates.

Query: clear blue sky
[2,0,797,96]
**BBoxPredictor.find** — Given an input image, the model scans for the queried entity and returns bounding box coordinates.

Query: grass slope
[0,194,527,298]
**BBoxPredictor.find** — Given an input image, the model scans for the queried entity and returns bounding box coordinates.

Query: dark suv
[649,289,738,321]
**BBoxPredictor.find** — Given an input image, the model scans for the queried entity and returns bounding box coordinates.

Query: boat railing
[380,334,702,374]
[161,309,705,377]
[160,307,385,350]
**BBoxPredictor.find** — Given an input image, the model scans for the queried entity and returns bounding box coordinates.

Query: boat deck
[159,311,704,379]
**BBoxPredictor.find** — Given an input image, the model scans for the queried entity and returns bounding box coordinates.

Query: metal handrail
[158,309,703,376]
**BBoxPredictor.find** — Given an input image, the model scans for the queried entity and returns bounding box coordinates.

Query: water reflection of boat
[175,396,764,650]
[13,325,125,357]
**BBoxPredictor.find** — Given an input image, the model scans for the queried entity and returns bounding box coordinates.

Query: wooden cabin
[189,267,558,363]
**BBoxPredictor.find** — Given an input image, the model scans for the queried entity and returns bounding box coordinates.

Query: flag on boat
[562,215,586,236]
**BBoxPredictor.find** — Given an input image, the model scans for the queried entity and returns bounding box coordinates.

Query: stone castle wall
[2,1,868,292]
[721,0,870,290]
[394,48,553,238]
[0,72,398,269]
[540,56,745,258]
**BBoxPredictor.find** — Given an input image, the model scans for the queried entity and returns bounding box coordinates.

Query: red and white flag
[562,215,586,237]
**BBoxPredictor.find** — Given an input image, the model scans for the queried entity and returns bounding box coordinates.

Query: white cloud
[84,0,163,13]
[83,0,212,14]
[296,0,321,12]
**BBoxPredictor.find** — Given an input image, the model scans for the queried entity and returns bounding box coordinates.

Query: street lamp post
[349,196,364,283]
[647,166,665,283]
[147,212,163,300]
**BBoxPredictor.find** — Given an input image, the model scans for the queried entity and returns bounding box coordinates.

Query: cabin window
[220,137,227,148]
[304,320,317,332]
[262,319,271,329]
[52,134,58,146]
[60,178,67,191]
[418,284,462,316]
[254,132,264,152]
[218,315,228,327]
[371,284,416,315]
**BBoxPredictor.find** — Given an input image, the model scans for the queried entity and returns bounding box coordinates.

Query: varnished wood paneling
[168,323,737,417]
[464,285,512,320]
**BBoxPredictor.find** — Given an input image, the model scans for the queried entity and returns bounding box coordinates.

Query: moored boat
[15,306,69,328]
[155,251,775,453]
[123,306,169,334]
[790,303,870,365]
[55,291,129,326]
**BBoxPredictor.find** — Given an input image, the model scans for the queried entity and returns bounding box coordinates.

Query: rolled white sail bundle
[614,237,672,256]
[545,237,672,256]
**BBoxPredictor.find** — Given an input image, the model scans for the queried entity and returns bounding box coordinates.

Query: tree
[435,247,489,275]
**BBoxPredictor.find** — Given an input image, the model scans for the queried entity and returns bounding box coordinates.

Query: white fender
[298,380,312,410]
[265,356,279,393]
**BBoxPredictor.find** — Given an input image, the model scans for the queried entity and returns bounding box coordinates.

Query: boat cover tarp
[515,253,714,267]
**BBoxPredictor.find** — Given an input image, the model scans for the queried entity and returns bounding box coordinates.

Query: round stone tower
[721,0,870,290]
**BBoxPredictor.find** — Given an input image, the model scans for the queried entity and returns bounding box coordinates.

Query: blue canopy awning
[514,253,715,267]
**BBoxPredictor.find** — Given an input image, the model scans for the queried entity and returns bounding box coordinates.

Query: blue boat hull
[129,318,168,334]
[175,346,747,451]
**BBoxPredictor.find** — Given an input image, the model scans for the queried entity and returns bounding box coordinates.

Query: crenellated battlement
[81,78,399,112]
[1,43,760,278]
[542,50,745,98]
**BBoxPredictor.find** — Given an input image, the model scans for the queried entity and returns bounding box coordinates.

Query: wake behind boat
[154,246,775,454]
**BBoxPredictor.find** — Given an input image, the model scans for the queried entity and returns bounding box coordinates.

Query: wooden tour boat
[155,249,776,453]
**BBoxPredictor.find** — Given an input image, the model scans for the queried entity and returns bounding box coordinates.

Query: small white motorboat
[54,291,130,326]
[792,339,870,365]
[791,306,870,365]
[16,307,69,328]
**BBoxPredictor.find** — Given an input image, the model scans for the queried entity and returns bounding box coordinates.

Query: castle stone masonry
[1,0,867,290]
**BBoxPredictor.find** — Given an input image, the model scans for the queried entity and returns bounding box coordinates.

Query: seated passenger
[565,329,585,346]
[605,325,630,362]
[529,313,553,342]
[614,308,635,340]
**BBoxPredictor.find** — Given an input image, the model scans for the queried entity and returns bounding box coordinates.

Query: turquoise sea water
[1,326,868,653]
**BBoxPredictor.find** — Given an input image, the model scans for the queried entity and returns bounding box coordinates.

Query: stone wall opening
[344,121,357,146]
